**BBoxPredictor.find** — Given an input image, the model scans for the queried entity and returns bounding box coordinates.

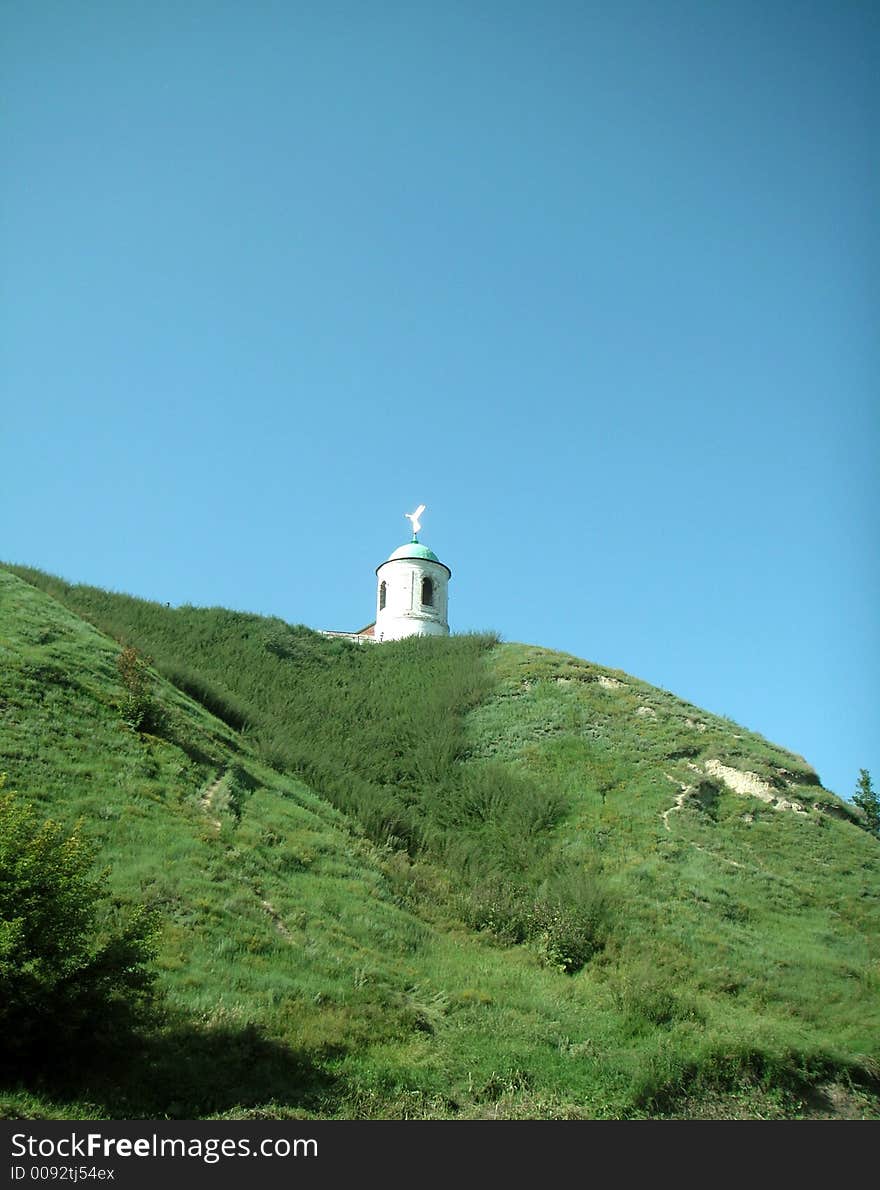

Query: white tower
[374,506,451,642]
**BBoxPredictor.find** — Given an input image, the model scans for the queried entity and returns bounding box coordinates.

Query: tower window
[421,577,434,607]
[379,581,387,611]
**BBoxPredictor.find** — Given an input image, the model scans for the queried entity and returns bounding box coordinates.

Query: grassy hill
[1,564,878,1119]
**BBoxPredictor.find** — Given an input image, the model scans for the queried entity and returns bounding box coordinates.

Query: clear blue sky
[3,1,877,800]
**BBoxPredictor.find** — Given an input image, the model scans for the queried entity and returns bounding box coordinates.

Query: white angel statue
[404,504,426,537]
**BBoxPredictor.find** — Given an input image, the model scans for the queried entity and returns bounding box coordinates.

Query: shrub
[0,783,158,1060]
[461,871,611,973]
[460,878,533,945]
[117,645,158,731]
[533,893,611,974]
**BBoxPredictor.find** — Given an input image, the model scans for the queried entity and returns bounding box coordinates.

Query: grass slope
[1,564,878,1119]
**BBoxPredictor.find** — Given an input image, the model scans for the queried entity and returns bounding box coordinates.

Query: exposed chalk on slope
[597,675,624,690]
[704,759,808,816]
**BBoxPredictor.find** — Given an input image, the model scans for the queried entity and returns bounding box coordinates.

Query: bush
[461,871,611,973]
[533,896,609,974]
[0,783,158,1060]
[117,645,158,731]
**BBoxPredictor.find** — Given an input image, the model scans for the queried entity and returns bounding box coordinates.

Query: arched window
[379,581,387,611]
[421,576,434,607]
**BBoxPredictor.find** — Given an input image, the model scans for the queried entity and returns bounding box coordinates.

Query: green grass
[1,564,878,1119]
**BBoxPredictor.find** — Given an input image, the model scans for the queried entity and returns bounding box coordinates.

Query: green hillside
[1,564,878,1120]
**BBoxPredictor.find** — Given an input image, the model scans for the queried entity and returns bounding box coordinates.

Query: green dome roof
[377,540,451,578]
[387,541,441,563]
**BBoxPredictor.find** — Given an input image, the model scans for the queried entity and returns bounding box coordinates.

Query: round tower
[374,509,451,642]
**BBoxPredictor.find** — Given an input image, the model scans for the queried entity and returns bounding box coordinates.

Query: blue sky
[3,1,877,800]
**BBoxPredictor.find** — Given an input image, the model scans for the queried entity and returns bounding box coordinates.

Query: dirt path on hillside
[198,771,293,940]
[198,772,226,832]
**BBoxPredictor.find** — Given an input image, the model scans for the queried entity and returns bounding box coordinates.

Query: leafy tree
[853,768,880,839]
[0,781,158,1059]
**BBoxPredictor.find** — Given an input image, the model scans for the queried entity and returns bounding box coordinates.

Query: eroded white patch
[597,675,623,690]
[704,759,807,816]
